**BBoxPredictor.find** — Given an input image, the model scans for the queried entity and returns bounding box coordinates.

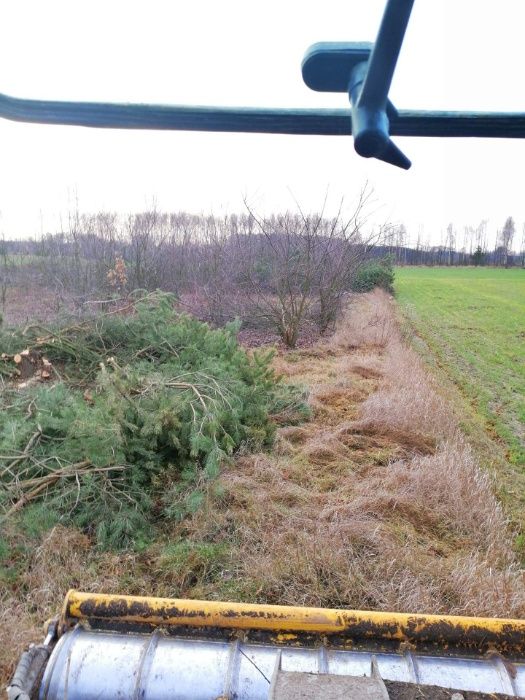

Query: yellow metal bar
[62,590,525,654]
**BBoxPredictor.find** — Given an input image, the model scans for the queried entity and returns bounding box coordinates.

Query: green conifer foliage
[0,293,307,548]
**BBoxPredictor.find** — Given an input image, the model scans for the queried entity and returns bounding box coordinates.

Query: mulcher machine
[8,591,525,698]
[5,1,525,697]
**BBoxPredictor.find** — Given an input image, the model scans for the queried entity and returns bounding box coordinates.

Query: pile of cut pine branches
[0,292,308,548]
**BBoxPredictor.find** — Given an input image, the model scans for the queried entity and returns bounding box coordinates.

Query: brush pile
[0,292,306,547]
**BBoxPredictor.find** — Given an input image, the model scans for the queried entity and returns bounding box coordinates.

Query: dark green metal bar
[358,0,415,110]
[0,92,349,134]
[350,0,415,168]
[1,92,525,138]
[391,112,525,139]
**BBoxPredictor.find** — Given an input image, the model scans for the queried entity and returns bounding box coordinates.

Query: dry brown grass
[2,288,523,688]
[359,339,457,442]
[186,439,524,616]
[0,521,215,683]
[0,525,129,681]
[185,289,524,616]
[332,289,396,349]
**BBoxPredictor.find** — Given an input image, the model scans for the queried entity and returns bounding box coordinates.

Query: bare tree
[394,223,408,265]
[235,189,377,346]
[521,223,525,269]
[445,223,456,266]
[500,216,515,268]
[0,233,10,316]
[193,215,240,325]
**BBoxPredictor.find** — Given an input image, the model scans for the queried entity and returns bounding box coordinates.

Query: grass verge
[395,266,525,550]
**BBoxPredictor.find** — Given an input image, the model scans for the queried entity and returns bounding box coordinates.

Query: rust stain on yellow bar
[62,590,525,654]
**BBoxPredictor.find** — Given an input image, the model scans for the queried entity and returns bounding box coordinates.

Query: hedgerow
[0,292,307,548]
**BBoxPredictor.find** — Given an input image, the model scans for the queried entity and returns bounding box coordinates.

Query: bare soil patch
[1,285,66,326]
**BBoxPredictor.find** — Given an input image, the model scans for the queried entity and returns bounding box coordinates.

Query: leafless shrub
[234,189,380,346]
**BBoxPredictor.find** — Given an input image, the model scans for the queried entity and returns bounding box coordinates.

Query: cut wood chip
[13,354,22,364]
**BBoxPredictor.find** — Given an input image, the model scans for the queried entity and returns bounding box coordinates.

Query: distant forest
[2,213,524,270]
[1,209,523,343]
[372,216,525,268]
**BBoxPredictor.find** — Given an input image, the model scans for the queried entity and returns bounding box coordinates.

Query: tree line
[0,193,394,347]
[378,216,525,267]
[1,206,521,345]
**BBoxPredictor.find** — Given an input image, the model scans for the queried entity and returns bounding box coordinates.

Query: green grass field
[395,267,525,472]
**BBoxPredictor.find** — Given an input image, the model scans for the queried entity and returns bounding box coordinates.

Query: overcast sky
[1,0,525,246]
